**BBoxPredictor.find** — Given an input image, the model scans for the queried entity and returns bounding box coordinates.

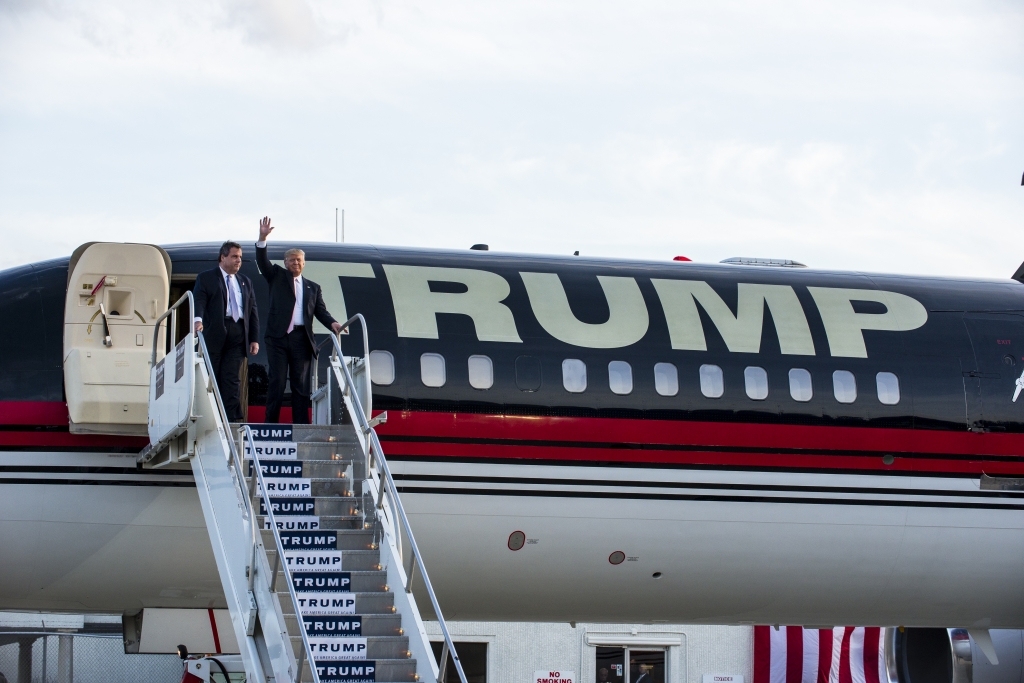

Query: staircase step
[283,613,405,637]
[244,447,360,465]
[232,424,359,444]
[256,494,361,515]
[278,592,396,616]
[292,635,411,660]
[299,658,418,683]
[268,567,388,593]
[262,531,381,556]
[260,515,377,534]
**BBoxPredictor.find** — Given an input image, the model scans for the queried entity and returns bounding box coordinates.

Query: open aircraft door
[64,242,171,435]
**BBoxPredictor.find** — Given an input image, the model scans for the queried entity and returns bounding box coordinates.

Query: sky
[1,0,1022,277]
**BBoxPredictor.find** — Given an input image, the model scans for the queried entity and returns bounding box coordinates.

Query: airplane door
[64,242,171,435]
[963,313,1024,432]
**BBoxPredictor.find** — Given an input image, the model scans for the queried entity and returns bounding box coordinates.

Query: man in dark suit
[192,241,260,422]
[255,217,344,424]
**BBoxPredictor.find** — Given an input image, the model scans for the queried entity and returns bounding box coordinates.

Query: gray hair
[283,248,305,260]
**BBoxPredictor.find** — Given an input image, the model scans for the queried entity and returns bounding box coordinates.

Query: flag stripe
[829,629,842,683]
[863,628,881,683]
[850,627,865,683]
[787,627,804,683]
[817,629,833,683]
[771,626,788,683]
[802,629,819,683]
[755,626,772,683]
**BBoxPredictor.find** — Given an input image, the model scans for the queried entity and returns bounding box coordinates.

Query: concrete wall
[423,622,753,683]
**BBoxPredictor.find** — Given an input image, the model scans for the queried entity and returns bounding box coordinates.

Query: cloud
[215,0,341,50]
[0,0,1021,278]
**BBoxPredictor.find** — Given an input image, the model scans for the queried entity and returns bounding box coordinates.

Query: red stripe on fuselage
[375,410,1024,475]
[0,401,73,425]
[5,400,1022,476]
[0,401,148,448]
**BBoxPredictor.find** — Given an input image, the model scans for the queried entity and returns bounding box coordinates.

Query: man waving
[255,217,344,424]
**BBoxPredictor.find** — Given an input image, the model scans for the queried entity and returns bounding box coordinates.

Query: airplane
[2,241,1024,647]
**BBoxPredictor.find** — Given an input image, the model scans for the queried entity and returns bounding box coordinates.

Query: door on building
[596,648,664,683]
[432,641,488,683]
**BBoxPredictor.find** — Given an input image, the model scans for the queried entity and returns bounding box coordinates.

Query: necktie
[227,275,240,322]
[287,278,300,333]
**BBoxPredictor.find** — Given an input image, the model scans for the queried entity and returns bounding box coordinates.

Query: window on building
[744,366,768,400]
[876,372,900,405]
[562,359,587,393]
[788,368,812,402]
[431,642,488,683]
[420,353,446,388]
[468,355,494,390]
[653,363,678,397]
[369,350,395,386]
[833,370,857,403]
[608,361,633,395]
[699,364,724,398]
[596,647,665,683]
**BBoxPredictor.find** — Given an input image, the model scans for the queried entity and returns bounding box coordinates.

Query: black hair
[219,241,242,259]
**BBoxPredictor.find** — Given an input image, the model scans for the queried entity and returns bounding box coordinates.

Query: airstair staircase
[139,294,468,683]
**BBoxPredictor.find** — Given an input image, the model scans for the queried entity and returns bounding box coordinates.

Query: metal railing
[139,291,195,464]
[149,290,193,366]
[327,316,469,683]
[193,330,315,683]
[194,330,271,683]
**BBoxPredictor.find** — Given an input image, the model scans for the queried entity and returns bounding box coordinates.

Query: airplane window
[369,350,395,386]
[654,362,679,397]
[562,359,587,393]
[515,355,542,392]
[468,355,494,390]
[699,364,724,398]
[744,366,768,400]
[788,368,812,402]
[833,370,857,404]
[420,353,446,388]
[876,372,900,405]
[608,361,633,395]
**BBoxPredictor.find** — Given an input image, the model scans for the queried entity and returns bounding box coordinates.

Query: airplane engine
[892,628,1024,683]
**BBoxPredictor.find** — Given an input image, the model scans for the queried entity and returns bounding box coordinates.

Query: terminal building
[424,621,751,683]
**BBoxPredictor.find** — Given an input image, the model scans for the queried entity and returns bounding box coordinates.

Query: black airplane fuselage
[3,242,1024,626]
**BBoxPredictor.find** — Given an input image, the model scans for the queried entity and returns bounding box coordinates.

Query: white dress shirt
[290,275,304,329]
[194,266,243,324]
[222,267,244,320]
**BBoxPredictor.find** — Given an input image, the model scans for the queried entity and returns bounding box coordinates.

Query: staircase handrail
[239,424,322,683]
[194,333,317,683]
[193,330,271,683]
[149,290,193,366]
[328,318,469,683]
[139,291,196,464]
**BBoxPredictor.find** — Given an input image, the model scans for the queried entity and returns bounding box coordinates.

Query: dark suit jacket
[256,245,337,353]
[192,267,260,352]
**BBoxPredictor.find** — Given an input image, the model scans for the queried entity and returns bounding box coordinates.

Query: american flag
[753,626,888,683]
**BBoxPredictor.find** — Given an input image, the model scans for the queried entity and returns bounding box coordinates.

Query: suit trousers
[206,317,246,422]
[265,326,314,424]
